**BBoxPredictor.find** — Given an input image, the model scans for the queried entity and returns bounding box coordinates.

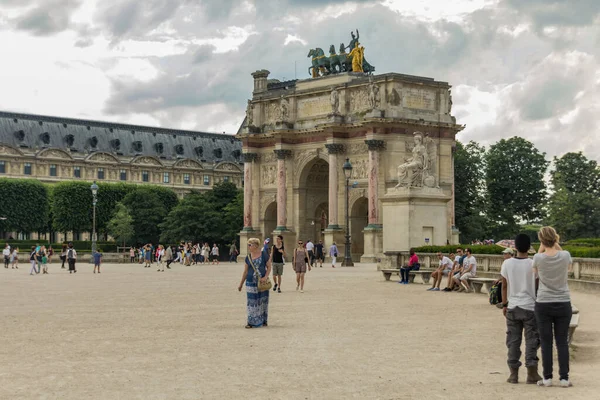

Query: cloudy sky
[0,0,598,160]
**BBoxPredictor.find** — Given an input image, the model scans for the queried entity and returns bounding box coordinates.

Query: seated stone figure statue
[395,132,428,188]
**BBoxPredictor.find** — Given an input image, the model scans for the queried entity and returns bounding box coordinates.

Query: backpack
[489,281,503,305]
[67,249,74,260]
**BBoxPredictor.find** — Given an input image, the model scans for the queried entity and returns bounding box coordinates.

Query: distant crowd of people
[128,242,234,270]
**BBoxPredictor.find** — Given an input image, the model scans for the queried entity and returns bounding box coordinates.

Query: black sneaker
[442,288,451,292]
[278,288,281,293]
[273,284,278,292]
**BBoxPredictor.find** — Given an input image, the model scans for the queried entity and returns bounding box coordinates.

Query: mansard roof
[0,111,242,163]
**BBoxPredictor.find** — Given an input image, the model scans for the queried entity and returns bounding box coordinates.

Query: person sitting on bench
[429,252,453,291]
[399,249,419,284]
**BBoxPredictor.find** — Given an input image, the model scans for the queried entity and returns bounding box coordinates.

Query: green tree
[453,141,488,243]
[107,202,134,246]
[0,178,50,234]
[222,189,244,244]
[96,183,132,238]
[51,181,92,234]
[485,137,549,229]
[546,152,600,240]
[121,187,167,245]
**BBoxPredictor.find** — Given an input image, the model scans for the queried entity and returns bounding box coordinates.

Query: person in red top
[399,249,419,284]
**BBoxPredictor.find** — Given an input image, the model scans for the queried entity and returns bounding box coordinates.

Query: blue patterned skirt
[246,280,269,327]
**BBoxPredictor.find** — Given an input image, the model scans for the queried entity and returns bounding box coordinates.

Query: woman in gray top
[533,226,572,388]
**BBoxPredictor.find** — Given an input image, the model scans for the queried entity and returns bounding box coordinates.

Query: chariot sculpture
[307,29,375,78]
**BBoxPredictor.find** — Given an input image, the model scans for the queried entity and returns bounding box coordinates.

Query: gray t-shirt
[533,251,572,303]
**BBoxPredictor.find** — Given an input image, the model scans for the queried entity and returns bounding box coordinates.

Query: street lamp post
[90,181,99,255]
[342,158,354,267]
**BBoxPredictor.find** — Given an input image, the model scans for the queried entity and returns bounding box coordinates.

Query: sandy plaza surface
[0,261,599,400]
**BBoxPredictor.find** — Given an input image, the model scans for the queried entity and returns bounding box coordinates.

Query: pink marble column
[242,153,258,230]
[365,140,385,227]
[325,144,345,229]
[274,149,291,229]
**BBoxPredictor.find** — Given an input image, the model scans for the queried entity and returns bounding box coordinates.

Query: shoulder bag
[246,255,272,292]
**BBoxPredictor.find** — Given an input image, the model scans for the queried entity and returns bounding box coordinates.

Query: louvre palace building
[0,111,243,195]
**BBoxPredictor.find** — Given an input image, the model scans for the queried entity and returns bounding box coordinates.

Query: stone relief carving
[41,149,70,159]
[349,88,369,112]
[178,159,201,169]
[447,90,453,114]
[261,152,277,164]
[265,102,279,124]
[0,146,20,156]
[367,79,380,110]
[278,96,289,121]
[216,162,240,172]
[352,159,368,179]
[347,143,368,155]
[394,131,438,189]
[293,149,319,172]
[90,153,117,163]
[134,157,161,166]
[261,165,277,186]
[330,87,340,114]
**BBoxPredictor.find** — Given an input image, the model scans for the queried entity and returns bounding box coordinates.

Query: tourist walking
[271,235,286,293]
[93,249,102,274]
[144,244,152,268]
[40,246,49,274]
[157,245,165,271]
[3,243,10,268]
[329,242,338,268]
[11,247,18,269]
[292,240,310,292]
[533,226,573,388]
[29,246,37,275]
[314,240,324,268]
[129,247,136,263]
[211,243,220,265]
[238,238,271,328]
[306,239,315,267]
[60,244,67,269]
[229,242,238,263]
[501,234,542,384]
[399,249,419,284]
[67,243,77,273]
[165,245,173,269]
[47,246,54,264]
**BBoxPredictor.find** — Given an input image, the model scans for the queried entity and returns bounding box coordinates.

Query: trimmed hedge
[565,238,600,247]
[413,244,600,258]
[412,245,506,255]
[1,240,118,252]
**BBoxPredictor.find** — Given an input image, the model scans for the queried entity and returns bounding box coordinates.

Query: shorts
[460,272,475,281]
[273,262,284,276]
[442,268,452,276]
[211,254,218,261]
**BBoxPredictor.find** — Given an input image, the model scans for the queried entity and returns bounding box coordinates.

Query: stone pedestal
[239,229,261,257]
[381,187,451,252]
[361,226,383,263]
[326,113,344,124]
[365,109,383,118]
[323,228,345,262]
[451,226,460,245]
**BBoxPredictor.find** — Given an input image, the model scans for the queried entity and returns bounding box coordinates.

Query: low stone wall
[379,252,600,282]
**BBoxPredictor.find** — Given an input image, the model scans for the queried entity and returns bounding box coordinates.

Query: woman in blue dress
[238,238,272,328]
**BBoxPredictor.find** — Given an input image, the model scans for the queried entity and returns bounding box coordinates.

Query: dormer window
[40,132,50,145]
[110,139,121,151]
[65,134,75,147]
[89,136,98,148]
[175,144,185,155]
[213,148,222,159]
[154,142,164,154]
[132,141,143,152]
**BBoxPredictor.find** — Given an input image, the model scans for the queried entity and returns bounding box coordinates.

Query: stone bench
[568,313,580,345]
[381,268,399,281]
[469,278,497,294]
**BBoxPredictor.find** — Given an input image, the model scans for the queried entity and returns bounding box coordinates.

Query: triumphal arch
[237,37,462,261]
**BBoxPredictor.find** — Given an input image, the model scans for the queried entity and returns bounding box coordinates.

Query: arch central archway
[263,202,277,241]
[296,158,329,243]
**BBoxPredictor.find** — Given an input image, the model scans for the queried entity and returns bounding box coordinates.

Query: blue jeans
[400,266,414,282]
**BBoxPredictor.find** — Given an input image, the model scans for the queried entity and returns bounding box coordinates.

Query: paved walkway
[0,262,598,399]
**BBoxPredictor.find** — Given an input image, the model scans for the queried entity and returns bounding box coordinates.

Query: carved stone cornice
[365,139,385,151]
[274,149,292,160]
[242,152,259,163]
[325,144,345,155]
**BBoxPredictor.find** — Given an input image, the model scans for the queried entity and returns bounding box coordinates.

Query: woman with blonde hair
[238,238,271,328]
[533,226,573,388]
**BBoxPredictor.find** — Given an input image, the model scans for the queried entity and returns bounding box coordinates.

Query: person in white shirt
[454,248,477,292]
[156,245,166,272]
[428,252,453,291]
[3,244,11,268]
[501,234,542,385]
[305,240,315,267]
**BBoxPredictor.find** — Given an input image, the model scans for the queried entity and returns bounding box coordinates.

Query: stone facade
[0,111,243,198]
[238,71,463,261]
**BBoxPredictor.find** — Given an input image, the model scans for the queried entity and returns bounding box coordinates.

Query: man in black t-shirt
[270,235,286,293]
